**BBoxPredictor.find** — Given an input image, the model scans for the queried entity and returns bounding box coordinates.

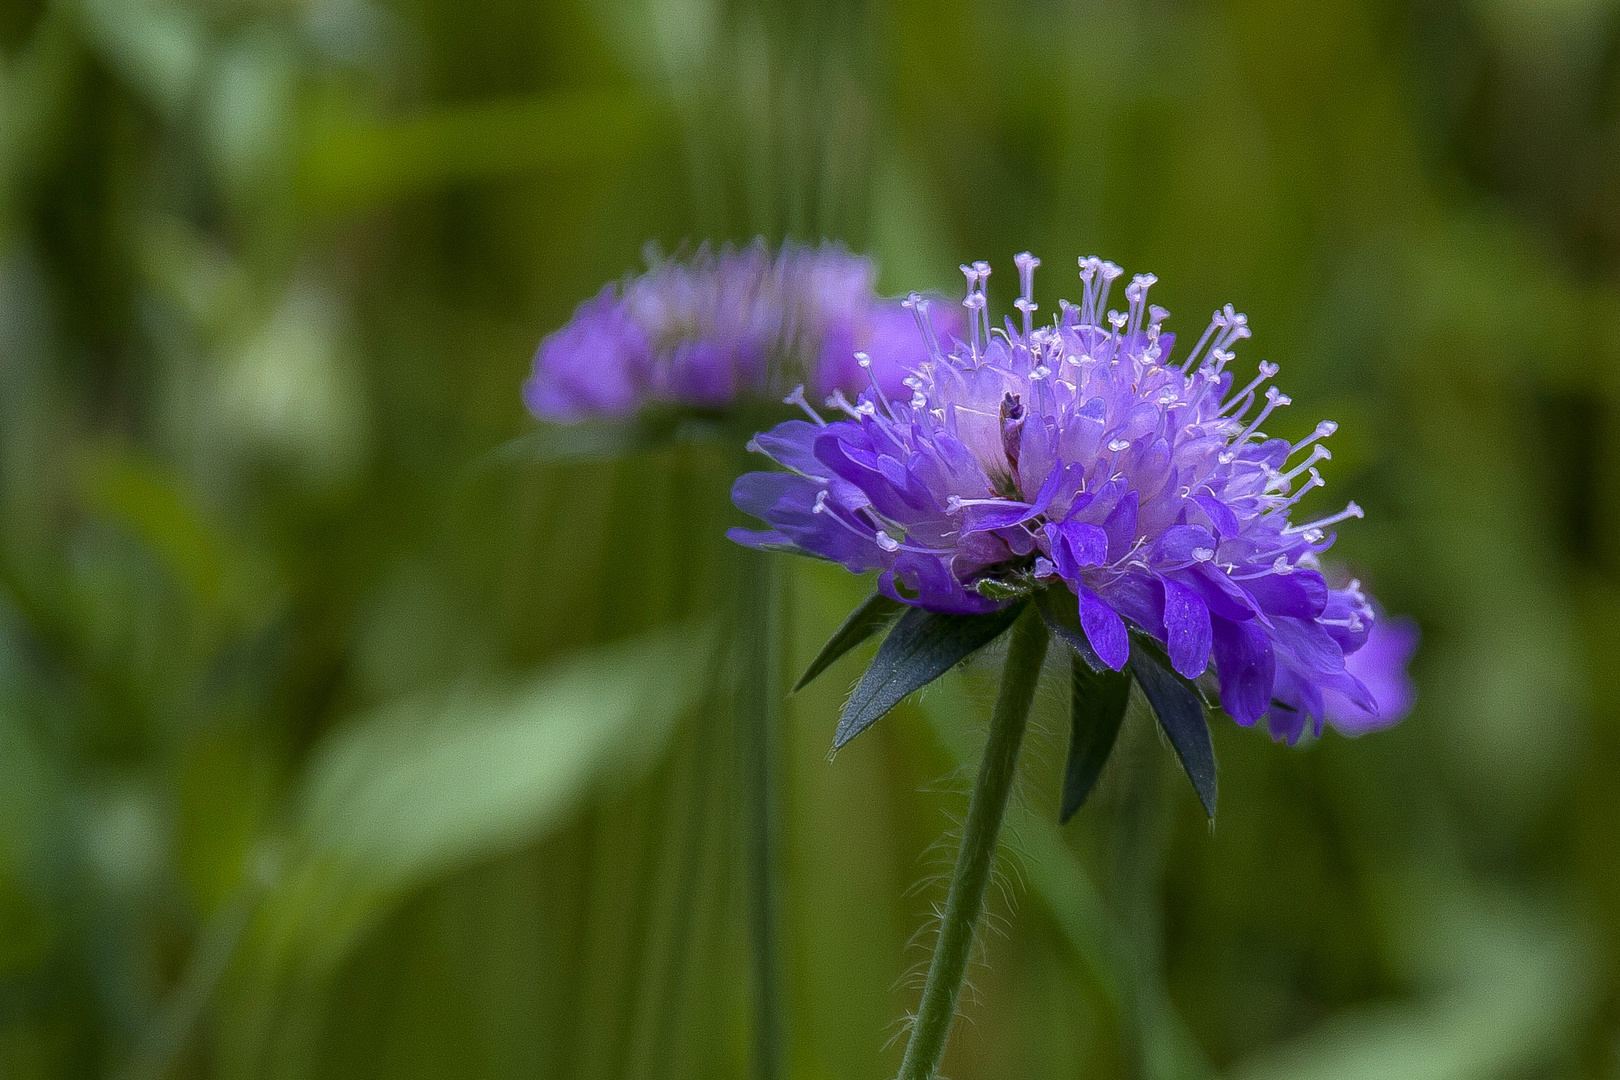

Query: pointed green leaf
[1035,586,1105,671]
[1061,654,1131,822]
[794,591,905,692]
[834,602,1026,750]
[1128,642,1216,817]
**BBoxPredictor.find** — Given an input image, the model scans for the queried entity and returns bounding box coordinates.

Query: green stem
[736,549,784,1080]
[897,606,1048,1080]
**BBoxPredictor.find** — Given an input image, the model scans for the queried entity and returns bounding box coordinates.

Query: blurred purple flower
[731,253,1412,741]
[1323,613,1418,733]
[523,241,956,422]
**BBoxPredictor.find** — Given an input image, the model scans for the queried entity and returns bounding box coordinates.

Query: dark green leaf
[1128,627,1218,710]
[793,590,905,692]
[1035,586,1105,671]
[1128,642,1217,817]
[1061,654,1130,822]
[834,602,1027,750]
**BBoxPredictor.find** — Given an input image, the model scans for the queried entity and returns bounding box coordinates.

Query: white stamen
[1124,273,1157,337]
[1284,500,1363,535]
[903,292,944,363]
[782,385,825,425]
[1288,420,1338,457]
[1014,251,1040,337]
[1269,444,1331,491]
[1275,468,1325,508]
[1220,362,1280,416]
[1183,312,1221,371]
[1219,386,1291,463]
[825,389,862,418]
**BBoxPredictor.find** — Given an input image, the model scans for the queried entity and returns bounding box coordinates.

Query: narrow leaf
[1035,587,1105,671]
[834,602,1026,749]
[1129,642,1217,817]
[793,591,904,692]
[1061,654,1130,822]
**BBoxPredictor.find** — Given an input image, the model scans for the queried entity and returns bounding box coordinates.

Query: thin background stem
[735,548,785,1080]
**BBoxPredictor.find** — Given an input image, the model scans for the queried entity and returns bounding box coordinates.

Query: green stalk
[897,607,1048,1080]
[736,548,784,1080]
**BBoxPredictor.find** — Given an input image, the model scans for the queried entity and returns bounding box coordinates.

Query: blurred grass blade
[834,602,1025,751]
[793,590,902,692]
[300,88,662,212]
[1225,893,1595,1080]
[1061,654,1129,823]
[298,621,714,888]
[1128,643,1216,818]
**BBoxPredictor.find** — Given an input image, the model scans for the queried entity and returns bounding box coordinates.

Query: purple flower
[523,241,957,422]
[731,253,1410,741]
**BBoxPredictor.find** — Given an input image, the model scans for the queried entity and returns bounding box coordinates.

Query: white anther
[1192,547,1215,562]
[1289,420,1339,457]
[875,532,900,552]
[783,385,826,425]
[1108,438,1131,452]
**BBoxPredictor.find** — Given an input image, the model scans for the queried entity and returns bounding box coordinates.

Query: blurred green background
[2,0,1618,1076]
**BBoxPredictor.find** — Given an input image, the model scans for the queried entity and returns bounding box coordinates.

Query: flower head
[731,253,1405,741]
[524,241,955,422]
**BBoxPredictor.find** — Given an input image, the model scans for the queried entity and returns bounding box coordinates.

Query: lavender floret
[731,253,1413,741]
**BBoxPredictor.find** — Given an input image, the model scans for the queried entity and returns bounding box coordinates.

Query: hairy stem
[897,607,1048,1080]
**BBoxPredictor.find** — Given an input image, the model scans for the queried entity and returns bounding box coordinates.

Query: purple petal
[1184,563,1258,621]
[1099,572,1166,640]
[1244,570,1328,619]
[1044,520,1109,579]
[1102,489,1139,562]
[1191,494,1241,537]
[1153,524,1217,565]
[1080,588,1129,671]
[963,464,1063,529]
[1323,615,1419,732]
[750,420,833,479]
[1162,579,1212,679]
[1211,614,1275,724]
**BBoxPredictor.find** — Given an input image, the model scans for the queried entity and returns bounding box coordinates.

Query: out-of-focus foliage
[0,0,1617,1077]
